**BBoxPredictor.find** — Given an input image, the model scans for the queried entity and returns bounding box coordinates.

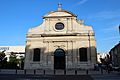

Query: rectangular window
[79,48,87,61]
[33,48,41,61]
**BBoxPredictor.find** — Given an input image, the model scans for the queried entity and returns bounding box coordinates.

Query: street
[91,74,120,80]
[0,71,120,80]
[0,74,93,80]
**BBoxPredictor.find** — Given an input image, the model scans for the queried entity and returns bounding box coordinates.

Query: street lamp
[88,30,91,61]
[118,25,120,35]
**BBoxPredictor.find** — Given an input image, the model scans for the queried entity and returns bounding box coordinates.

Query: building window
[79,48,87,61]
[33,48,41,61]
[55,22,64,30]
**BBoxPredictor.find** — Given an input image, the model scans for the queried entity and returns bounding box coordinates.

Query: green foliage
[100,54,111,65]
[0,50,7,68]
[0,51,24,69]
[7,52,19,69]
[9,54,18,63]
[18,56,25,69]
[8,53,25,69]
[0,50,6,61]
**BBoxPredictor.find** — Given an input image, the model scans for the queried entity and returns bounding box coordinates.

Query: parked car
[112,67,120,72]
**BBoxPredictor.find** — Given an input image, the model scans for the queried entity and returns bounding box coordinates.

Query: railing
[0,69,116,75]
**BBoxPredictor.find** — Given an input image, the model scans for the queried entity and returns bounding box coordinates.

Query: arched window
[79,48,87,61]
[33,48,41,61]
[54,48,65,57]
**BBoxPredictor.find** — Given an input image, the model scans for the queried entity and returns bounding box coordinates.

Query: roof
[43,10,77,18]
[0,46,25,53]
[109,42,120,52]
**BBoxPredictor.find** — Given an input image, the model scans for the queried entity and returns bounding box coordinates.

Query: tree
[100,57,105,64]
[18,56,25,69]
[0,50,7,68]
[100,54,111,65]
[8,52,19,69]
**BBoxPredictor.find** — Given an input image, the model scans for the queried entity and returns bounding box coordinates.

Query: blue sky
[0,0,120,53]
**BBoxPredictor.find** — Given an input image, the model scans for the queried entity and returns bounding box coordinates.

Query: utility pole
[118,25,120,44]
[118,25,120,35]
[88,30,91,61]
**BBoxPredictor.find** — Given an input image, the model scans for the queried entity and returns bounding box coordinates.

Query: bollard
[86,69,88,74]
[16,69,17,74]
[44,70,45,75]
[75,70,77,75]
[101,68,103,74]
[64,70,66,75]
[24,69,26,74]
[108,69,110,74]
[54,69,55,75]
[34,70,36,74]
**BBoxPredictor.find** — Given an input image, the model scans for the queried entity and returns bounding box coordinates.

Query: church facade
[24,6,97,70]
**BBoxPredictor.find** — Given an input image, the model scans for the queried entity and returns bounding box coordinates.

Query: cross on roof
[58,3,62,11]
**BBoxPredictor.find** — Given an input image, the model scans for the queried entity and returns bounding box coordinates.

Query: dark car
[112,67,120,72]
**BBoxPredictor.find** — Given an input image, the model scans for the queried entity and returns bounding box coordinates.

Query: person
[94,64,99,71]
[107,63,112,73]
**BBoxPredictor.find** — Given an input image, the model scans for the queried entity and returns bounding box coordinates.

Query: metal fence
[0,69,114,75]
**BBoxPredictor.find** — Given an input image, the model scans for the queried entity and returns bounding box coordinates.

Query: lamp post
[88,30,91,61]
[118,25,120,35]
[118,25,120,52]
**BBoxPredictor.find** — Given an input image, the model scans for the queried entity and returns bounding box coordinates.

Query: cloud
[72,0,88,7]
[100,36,119,41]
[101,25,119,32]
[77,0,88,5]
[88,10,120,20]
[98,36,119,42]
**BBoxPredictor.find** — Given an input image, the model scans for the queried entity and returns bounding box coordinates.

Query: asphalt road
[91,74,120,80]
[0,74,93,80]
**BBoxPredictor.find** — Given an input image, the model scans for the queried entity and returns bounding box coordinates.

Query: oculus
[55,22,64,30]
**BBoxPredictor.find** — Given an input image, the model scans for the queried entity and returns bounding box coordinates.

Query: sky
[0,0,120,53]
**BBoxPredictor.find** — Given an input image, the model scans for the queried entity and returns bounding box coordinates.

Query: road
[91,74,120,80]
[0,73,120,80]
[0,74,93,80]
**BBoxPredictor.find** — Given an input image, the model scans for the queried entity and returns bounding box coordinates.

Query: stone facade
[24,6,97,70]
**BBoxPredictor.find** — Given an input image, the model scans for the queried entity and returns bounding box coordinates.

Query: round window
[55,22,64,30]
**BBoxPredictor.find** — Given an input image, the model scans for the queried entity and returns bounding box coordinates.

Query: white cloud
[88,10,120,20]
[101,25,119,32]
[72,0,88,7]
[98,36,119,41]
[77,0,88,5]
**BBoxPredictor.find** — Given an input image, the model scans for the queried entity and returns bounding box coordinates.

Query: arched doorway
[54,48,65,69]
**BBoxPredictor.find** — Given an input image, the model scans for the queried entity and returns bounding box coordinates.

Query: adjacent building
[109,42,120,67]
[24,5,97,70]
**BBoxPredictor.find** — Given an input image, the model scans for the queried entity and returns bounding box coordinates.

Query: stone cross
[58,3,62,11]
